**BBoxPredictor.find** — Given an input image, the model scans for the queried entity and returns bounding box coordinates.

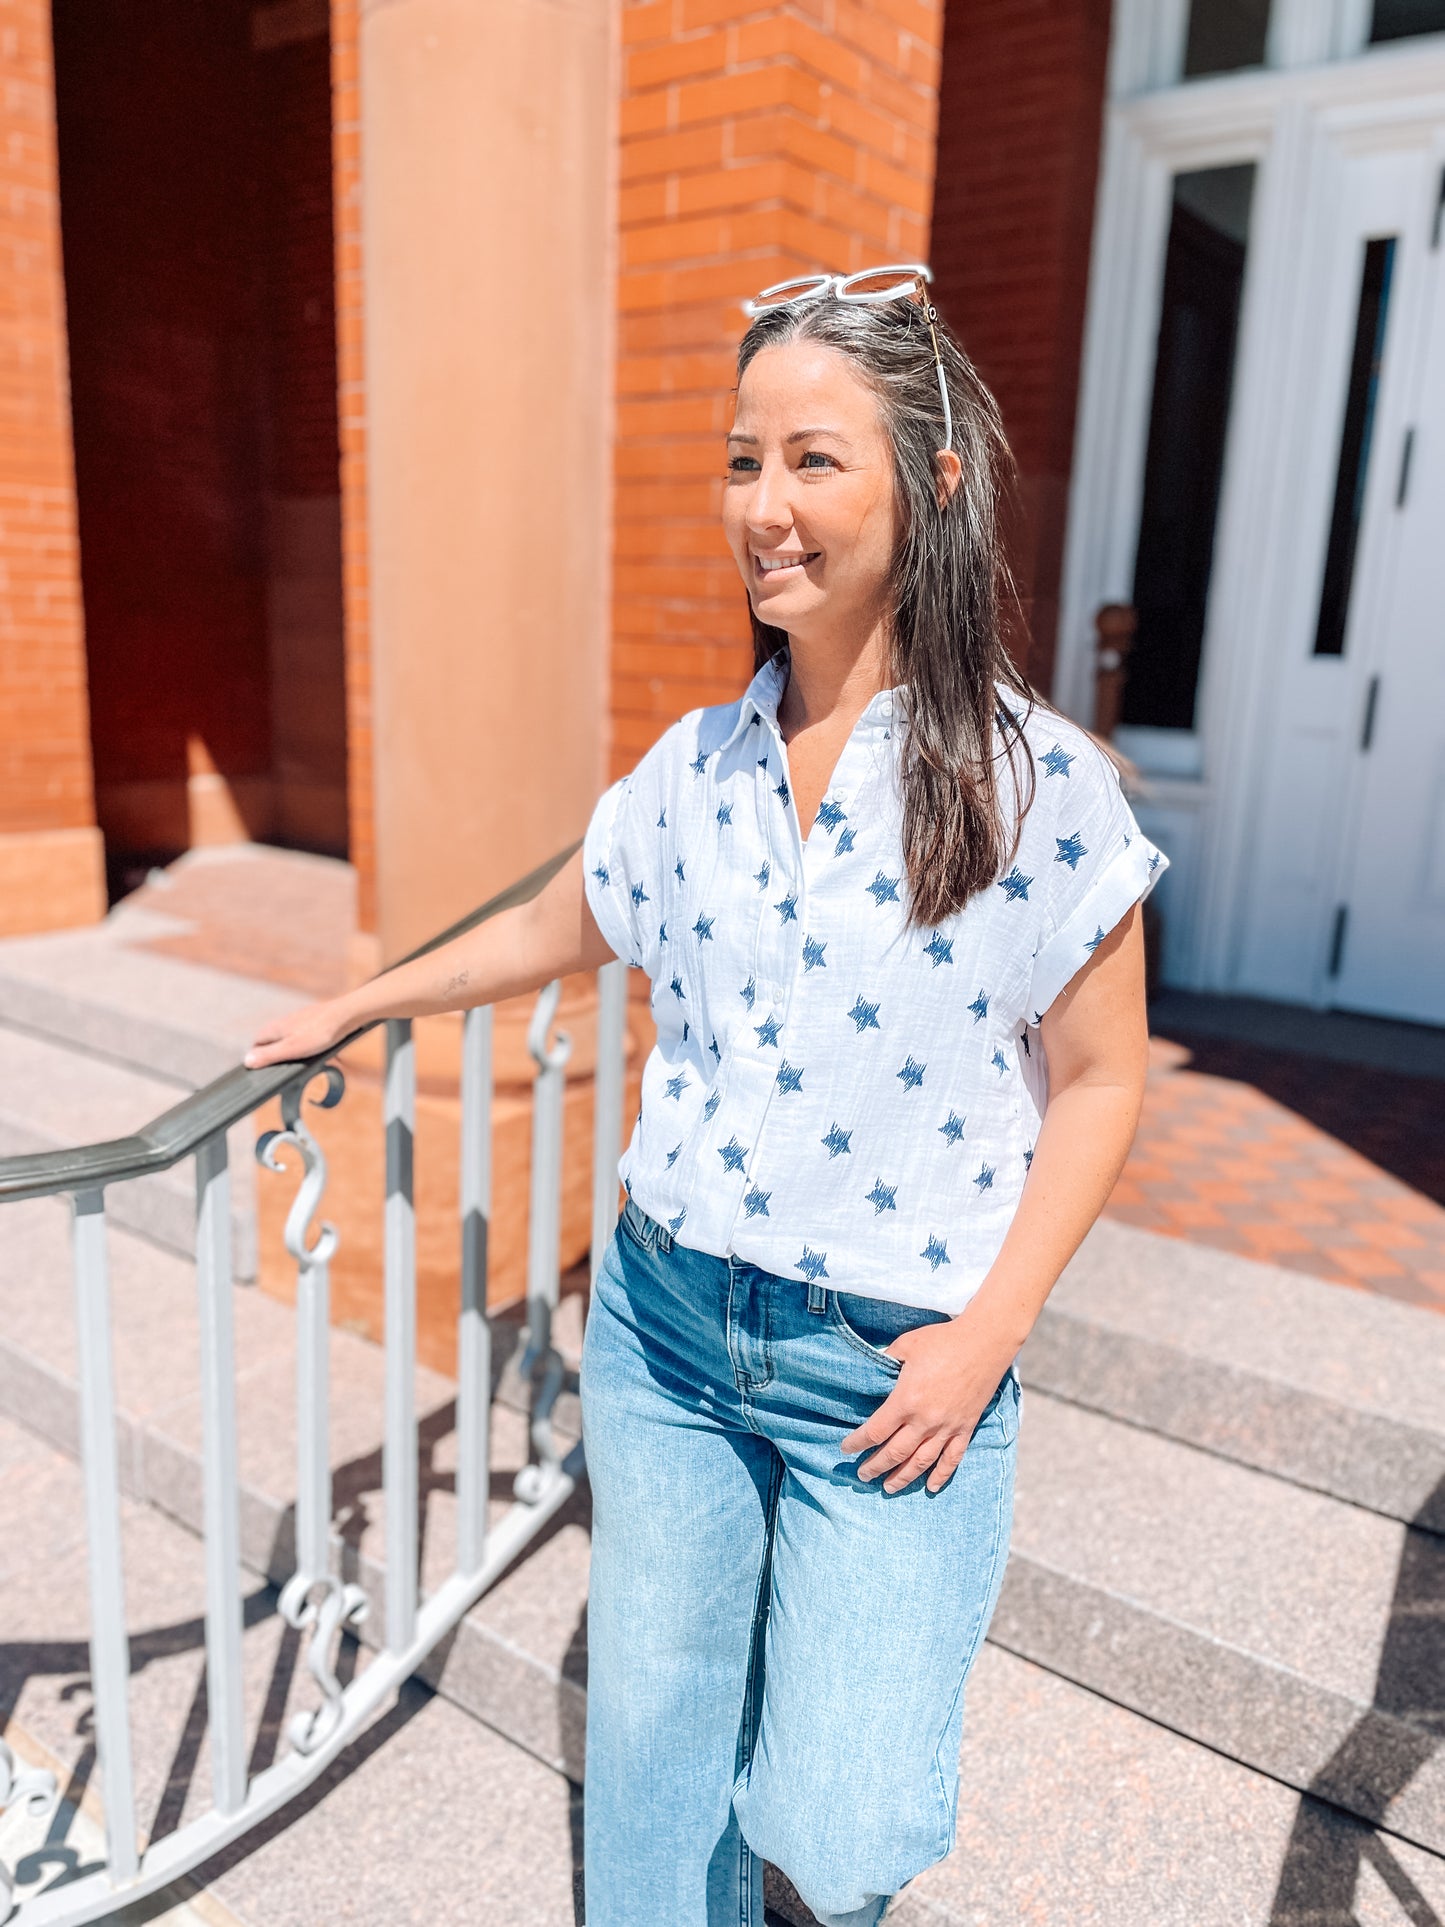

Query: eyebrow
[726,428,853,447]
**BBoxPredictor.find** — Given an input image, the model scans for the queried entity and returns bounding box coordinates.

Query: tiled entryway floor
[1112,997,1445,1314]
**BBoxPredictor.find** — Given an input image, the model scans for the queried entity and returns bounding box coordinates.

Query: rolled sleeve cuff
[1026,836,1169,1026]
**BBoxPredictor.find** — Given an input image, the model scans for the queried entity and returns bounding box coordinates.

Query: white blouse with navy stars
[583,649,1169,1315]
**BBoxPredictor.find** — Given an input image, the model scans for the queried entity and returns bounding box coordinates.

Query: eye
[798,449,836,470]
[727,455,760,473]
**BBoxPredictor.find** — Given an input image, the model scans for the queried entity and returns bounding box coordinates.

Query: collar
[724,648,904,750]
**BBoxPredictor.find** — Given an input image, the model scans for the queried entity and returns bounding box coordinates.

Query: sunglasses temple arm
[935,358,954,453]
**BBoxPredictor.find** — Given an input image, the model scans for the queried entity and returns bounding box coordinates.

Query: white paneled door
[1236,139,1445,1025]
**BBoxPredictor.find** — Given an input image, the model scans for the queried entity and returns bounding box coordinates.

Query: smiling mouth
[754,552,821,578]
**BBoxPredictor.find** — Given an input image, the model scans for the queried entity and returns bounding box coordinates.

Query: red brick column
[0,0,104,934]
[929,0,1113,693]
[612,0,943,777]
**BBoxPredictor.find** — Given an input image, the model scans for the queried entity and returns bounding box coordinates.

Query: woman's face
[723,339,898,647]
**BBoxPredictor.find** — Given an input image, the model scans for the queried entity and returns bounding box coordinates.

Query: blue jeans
[580,1198,1022,1927]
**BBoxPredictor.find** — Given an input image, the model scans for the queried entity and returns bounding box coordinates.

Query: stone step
[0,1023,258,1278]
[1029,1216,1445,1531]
[0,916,291,1089]
[996,1387,1445,1859]
[7,1413,1443,1927]
[0,1415,586,1927]
[3,1196,1442,1870]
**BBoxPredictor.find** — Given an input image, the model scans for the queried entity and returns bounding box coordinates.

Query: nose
[744,454,795,543]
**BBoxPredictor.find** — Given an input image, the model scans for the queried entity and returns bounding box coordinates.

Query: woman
[247,265,1168,1927]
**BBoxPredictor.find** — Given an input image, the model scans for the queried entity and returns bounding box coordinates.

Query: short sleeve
[1022,735,1169,1026]
[581,737,672,979]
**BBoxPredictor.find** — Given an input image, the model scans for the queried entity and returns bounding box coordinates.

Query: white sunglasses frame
[739,261,954,453]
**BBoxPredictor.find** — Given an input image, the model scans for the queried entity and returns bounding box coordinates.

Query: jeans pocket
[969,1365,1022,1449]
[829,1290,953,1371]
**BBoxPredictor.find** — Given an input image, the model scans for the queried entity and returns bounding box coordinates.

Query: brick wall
[929,0,1112,693]
[612,0,943,776]
[0,0,104,930]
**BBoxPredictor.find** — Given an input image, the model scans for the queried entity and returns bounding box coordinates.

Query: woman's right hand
[244,997,358,1071]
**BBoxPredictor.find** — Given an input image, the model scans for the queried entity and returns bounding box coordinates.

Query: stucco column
[358,0,618,962]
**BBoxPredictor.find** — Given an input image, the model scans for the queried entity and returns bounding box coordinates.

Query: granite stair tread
[6,1414,1442,1927]
[4,1193,1444,1885]
[0,917,292,1089]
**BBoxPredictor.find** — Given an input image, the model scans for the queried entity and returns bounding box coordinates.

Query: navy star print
[1055,831,1087,870]
[693,914,714,941]
[997,866,1032,902]
[923,933,954,968]
[1041,742,1075,778]
[663,1071,689,1101]
[897,1056,926,1092]
[835,827,856,856]
[921,1235,950,1271]
[967,990,989,1023]
[866,1178,898,1215]
[802,936,827,971]
[774,890,798,923]
[847,996,881,1033]
[740,975,756,1011]
[939,1111,966,1146]
[796,1246,829,1281]
[718,1136,748,1174]
[816,798,847,833]
[754,1013,782,1048]
[821,1123,852,1158]
[776,1060,805,1095]
[866,872,901,908]
[743,1185,771,1218]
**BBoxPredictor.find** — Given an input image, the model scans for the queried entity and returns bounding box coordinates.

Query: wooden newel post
[1093,603,1136,738]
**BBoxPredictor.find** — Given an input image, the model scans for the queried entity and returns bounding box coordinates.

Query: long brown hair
[736,294,1054,929]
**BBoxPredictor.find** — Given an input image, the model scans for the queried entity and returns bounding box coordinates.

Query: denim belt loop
[655,1212,674,1254]
[806,1279,828,1315]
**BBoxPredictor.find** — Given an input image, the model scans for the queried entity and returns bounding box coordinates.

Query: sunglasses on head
[740,262,953,453]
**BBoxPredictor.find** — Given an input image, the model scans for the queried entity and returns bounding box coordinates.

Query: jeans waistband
[621,1194,675,1254]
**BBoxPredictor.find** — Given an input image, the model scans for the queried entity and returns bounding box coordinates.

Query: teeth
[757,554,817,572]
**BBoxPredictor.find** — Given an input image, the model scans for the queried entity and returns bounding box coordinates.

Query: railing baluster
[590,959,629,1287]
[384,1019,418,1649]
[70,1189,139,1884]
[515,982,573,1503]
[194,1133,245,1815]
[456,1004,494,1576]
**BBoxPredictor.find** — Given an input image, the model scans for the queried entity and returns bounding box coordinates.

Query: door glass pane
[1313,237,1397,658]
[1124,164,1256,732]
[1183,0,1271,76]
[1370,0,1445,41]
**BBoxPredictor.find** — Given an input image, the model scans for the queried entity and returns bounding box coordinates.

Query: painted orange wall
[0,0,105,934]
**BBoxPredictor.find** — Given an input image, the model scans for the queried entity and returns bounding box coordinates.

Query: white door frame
[1058,12,1445,999]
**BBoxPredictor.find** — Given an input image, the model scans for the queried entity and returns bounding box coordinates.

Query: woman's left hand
[839,1318,1014,1494]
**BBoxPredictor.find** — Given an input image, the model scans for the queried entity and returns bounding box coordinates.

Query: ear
[934,449,964,509]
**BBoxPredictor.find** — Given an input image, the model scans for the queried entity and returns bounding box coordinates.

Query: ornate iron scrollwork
[256,1064,368,1757]
[0,1738,58,1920]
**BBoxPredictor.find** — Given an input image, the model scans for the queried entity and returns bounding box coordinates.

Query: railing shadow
[1268,1472,1445,1925]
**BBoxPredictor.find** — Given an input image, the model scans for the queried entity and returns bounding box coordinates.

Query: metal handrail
[0,834,628,1924]
[0,842,578,1205]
